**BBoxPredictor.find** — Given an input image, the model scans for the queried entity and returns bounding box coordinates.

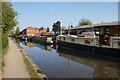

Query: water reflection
[58,51,119,78]
[16,39,120,78]
[21,41,53,51]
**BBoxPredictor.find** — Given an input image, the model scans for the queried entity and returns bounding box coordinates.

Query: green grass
[1,46,9,69]
[21,50,41,78]
[2,33,8,50]
[0,30,2,71]
[1,33,9,71]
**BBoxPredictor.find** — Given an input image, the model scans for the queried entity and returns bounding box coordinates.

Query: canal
[16,40,120,78]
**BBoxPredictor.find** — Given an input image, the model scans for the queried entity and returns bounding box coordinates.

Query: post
[68,25,71,35]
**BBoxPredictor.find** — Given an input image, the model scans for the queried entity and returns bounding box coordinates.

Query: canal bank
[3,38,47,79]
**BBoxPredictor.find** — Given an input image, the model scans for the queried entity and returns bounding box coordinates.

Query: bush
[2,33,8,51]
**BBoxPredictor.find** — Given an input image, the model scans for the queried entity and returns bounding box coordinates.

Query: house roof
[65,21,120,30]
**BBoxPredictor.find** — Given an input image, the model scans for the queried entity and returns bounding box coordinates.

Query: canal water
[16,40,120,78]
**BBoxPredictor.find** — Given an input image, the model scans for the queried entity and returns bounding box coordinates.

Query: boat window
[110,26,120,36]
[70,30,77,35]
[94,28,100,35]
[118,42,120,46]
[80,32,94,37]
[85,28,93,32]
[59,37,61,40]
[100,27,104,35]
[62,30,68,35]
[63,37,65,41]
[71,38,75,42]
[105,28,110,34]
[85,40,90,44]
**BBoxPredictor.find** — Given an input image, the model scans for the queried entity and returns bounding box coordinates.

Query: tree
[52,21,61,34]
[2,2,18,33]
[56,21,61,32]
[15,27,20,35]
[78,19,92,26]
[47,27,50,32]
[52,23,56,32]
[1,2,18,52]
[39,27,44,30]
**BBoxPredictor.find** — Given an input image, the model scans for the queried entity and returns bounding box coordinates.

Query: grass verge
[2,46,9,55]
[1,45,9,70]
[2,33,9,69]
[20,49,40,78]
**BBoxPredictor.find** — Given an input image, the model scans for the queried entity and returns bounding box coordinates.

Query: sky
[12,2,118,31]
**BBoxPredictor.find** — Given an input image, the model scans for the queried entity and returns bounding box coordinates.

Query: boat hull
[31,36,53,44]
[58,40,120,61]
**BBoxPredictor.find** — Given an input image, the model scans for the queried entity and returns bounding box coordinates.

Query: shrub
[2,33,8,51]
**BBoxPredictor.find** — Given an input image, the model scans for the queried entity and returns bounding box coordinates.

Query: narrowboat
[56,21,120,60]
[32,36,53,44]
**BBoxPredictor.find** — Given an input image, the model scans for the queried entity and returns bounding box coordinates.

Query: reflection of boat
[57,21,120,60]
[33,43,45,50]
[45,45,53,51]
[32,43,53,51]
[58,48,119,78]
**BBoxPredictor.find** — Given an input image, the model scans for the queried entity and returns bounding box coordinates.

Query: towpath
[3,38,30,78]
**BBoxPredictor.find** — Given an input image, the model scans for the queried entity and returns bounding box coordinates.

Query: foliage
[2,2,18,33]
[2,33,8,50]
[52,21,61,33]
[15,27,20,35]
[47,27,49,32]
[1,2,18,55]
[78,19,92,26]
[39,27,44,30]
[9,30,15,36]
[52,23,56,32]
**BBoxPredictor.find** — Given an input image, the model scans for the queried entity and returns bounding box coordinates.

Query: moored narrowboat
[56,21,120,60]
[32,36,53,44]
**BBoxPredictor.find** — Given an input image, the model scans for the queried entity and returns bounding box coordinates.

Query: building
[39,28,47,35]
[21,26,50,36]
[35,28,40,35]
[42,31,54,35]
[21,26,35,36]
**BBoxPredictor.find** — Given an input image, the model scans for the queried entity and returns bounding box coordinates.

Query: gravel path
[3,38,30,78]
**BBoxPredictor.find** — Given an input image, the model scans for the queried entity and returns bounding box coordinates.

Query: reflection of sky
[20,42,94,78]
[20,42,119,78]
